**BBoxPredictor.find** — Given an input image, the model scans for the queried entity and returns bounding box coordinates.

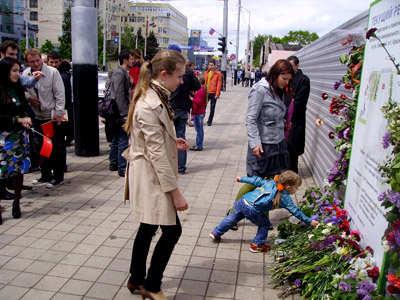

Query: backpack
[98,86,118,119]
[246,180,280,212]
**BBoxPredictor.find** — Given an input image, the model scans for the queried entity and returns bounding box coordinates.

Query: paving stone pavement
[0,79,316,300]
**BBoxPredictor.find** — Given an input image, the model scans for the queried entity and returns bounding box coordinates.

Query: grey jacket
[246,78,286,149]
[23,63,65,120]
[110,66,131,117]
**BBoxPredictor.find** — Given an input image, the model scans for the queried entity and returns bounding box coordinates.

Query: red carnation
[350,230,361,242]
[392,219,400,231]
[366,246,374,255]
[341,40,347,46]
[328,132,335,139]
[366,28,377,40]
[321,92,329,100]
[344,83,353,90]
[367,266,379,283]
[387,232,395,244]
[387,285,400,294]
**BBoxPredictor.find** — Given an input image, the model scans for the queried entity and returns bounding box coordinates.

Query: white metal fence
[294,10,369,186]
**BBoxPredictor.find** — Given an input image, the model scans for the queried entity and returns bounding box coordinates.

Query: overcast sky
[148,0,373,59]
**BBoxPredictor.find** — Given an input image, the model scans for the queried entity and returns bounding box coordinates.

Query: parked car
[98,71,109,100]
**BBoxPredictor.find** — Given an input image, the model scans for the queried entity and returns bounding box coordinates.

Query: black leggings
[129,214,182,292]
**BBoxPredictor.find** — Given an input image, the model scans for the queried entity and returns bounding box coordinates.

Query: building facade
[121,2,188,49]
[1,0,38,45]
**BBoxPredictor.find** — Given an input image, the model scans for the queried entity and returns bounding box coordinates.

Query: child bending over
[210,170,319,253]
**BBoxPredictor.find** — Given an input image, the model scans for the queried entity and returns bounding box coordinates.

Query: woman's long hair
[266,59,294,99]
[0,57,26,105]
[124,49,186,133]
[132,49,144,64]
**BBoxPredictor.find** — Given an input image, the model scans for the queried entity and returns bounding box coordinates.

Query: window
[29,0,38,8]
[30,11,38,21]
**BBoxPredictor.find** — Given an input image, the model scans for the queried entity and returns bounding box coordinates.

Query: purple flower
[395,230,400,247]
[334,81,342,90]
[315,266,321,271]
[337,130,344,139]
[311,215,319,221]
[378,192,386,202]
[343,127,351,140]
[357,282,375,292]
[362,296,372,300]
[311,191,320,199]
[294,279,302,287]
[388,191,400,209]
[339,281,351,292]
[357,289,369,296]
[382,130,394,149]
[345,273,357,279]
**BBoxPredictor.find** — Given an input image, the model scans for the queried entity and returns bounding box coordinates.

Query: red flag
[40,136,53,158]
[41,121,54,138]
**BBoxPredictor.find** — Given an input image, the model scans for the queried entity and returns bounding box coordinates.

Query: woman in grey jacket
[246,59,294,177]
[227,59,294,229]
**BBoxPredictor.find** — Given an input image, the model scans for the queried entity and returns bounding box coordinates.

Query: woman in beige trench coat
[123,49,189,300]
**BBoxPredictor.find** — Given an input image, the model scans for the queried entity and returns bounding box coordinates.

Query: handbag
[98,86,118,119]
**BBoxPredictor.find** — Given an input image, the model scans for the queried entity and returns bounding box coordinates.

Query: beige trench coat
[122,88,178,225]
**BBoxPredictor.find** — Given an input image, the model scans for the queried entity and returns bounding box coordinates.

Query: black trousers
[207,93,217,125]
[129,215,182,292]
[34,119,66,182]
[288,144,299,174]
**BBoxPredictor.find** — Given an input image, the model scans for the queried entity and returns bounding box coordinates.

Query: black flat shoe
[127,281,141,294]
[21,185,32,191]
[12,206,21,219]
[189,146,203,151]
[1,190,15,200]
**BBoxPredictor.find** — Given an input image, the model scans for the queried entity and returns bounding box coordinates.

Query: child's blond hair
[277,170,301,187]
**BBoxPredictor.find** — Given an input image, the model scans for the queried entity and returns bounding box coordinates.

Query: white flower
[308,234,314,240]
[383,240,390,252]
[322,228,330,235]
[322,294,332,300]
[326,222,333,227]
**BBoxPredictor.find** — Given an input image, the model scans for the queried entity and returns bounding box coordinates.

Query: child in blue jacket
[210,170,319,252]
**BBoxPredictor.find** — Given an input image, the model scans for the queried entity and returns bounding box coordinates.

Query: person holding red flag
[0,57,33,224]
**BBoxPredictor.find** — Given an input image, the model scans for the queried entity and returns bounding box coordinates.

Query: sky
[142,0,374,60]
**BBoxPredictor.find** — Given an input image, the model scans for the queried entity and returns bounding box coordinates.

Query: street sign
[111,31,117,36]
[230,53,237,61]
[114,37,119,44]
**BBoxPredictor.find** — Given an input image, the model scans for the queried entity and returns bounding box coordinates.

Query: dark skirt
[0,130,31,179]
[246,139,289,178]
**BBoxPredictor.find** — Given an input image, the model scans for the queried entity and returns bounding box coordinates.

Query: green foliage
[146,30,159,60]
[121,26,136,51]
[40,39,55,54]
[280,30,319,45]
[58,6,71,59]
[19,38,34,55]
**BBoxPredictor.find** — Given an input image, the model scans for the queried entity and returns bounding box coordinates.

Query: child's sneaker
[250,242,270,253]
[209,232,221,241]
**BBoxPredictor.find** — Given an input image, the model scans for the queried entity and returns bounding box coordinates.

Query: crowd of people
[0,38,314,299]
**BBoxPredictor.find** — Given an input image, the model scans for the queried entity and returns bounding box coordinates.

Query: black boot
[12,203,21,219]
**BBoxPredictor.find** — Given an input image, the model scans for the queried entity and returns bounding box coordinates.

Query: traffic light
[218,36,226,54]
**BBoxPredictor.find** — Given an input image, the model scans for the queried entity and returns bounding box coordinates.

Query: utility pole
[25,0,29,49]
[250,39,254,71]
[102,7,106,71]
[71,0,99,156]
[118,0,122,54]
[244,10,250,72]
[144,16,148,56]
[221,0,228,91]
[234,0,240,85]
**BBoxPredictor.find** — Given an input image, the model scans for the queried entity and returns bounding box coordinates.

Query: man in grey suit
[109,50,134,177]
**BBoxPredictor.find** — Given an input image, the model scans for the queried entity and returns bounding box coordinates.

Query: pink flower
[350,230,361,242]
[315,119,324,126]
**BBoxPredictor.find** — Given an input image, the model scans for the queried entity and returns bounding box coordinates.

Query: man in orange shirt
[204,60,222,126]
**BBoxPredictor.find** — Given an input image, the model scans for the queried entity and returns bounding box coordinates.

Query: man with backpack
[108,50,134,177]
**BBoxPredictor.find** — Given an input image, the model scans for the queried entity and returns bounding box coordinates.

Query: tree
[280,30,319,45]
[146,30,159,59]
[40,39,55,54]
[58,6,71,59]
[19,38,34,55]
[121,26,136,51]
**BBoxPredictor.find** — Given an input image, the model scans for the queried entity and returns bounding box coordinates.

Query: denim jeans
[213,198,271,245]
[173,110,188,173]
[194,113,205,149]
[129,215,182,293]
[109,124,129,173]
[207,94,216,125]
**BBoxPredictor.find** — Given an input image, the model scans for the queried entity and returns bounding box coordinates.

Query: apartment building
[121,2,188,49]
[0,0,38,44]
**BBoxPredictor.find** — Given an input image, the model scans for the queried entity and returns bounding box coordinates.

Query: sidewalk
[0,79,315,300]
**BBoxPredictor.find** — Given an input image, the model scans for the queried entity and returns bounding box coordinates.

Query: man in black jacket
[168,45,201,174]
[285,56,311,173]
